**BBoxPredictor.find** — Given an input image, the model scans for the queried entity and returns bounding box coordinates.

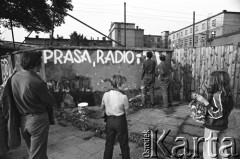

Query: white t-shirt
[102,90,129,116]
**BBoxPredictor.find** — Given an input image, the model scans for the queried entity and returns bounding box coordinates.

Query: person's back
[103,90,128,116]
[12,70,53,115]
[141,52,156,106]
[101,75,130,159]
[143,59,156,75]
[11,51,55,159]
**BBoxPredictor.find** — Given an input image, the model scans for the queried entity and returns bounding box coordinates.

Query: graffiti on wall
[43,49,164,67]
[0,58,12,83]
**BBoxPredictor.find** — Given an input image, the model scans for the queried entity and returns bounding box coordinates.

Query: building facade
[168,10,240,49]
[25,36,112,47]
[108,22,144,47]
[144,35,162,48]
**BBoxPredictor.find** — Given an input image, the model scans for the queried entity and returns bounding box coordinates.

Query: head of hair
[208,70,232,96]
[20,51,42,70]
[146,51,153,59]
[160,54,166,61]
[110,75,126,88]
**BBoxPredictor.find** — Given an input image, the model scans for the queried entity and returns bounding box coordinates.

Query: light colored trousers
[203,128,229,159]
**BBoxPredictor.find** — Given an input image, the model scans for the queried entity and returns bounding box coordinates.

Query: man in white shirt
[101,75,130,159]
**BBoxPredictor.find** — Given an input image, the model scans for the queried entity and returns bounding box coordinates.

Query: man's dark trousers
[103,115,130,159]
[160,76,172,108]
[21,113,49,159]
[142,82,155,105]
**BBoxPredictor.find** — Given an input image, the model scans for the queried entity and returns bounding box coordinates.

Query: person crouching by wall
[101,75,130,159]
[11,51,55,159]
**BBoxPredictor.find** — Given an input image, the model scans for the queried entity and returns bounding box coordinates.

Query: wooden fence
[172,44,240,108]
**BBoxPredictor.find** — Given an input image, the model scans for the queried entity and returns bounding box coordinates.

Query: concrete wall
[1,46,173,106]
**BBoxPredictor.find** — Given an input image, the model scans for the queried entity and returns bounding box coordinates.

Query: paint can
[78,102,88,121]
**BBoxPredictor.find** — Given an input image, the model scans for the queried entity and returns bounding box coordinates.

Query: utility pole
[10,19,15,68]
[124,2,126,47]
[192,11,195,48]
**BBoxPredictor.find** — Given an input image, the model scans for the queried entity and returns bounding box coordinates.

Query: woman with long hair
[195,71,234,159]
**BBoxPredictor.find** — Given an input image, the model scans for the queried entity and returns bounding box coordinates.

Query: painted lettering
[125,51,134,64]
[82,50,91,63]
[54,49,63,64]
[105,50,115,64]
[63,50,74,63]
[43,50,53,64]
[73,49,82,63]
[115,50,124,64]
[97,50,105,64]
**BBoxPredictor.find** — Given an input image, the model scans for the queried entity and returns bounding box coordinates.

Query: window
[190,28,193,33]
[173,34,175,39]
[211,31,216,38]
[202,23,206,30]
[184,39,188,47]
[157,38,161,42]
[181,31,183,37]
[195,26,199,32]
[177,33,179,38]
[189,38,192,45]
[185,30,188,35]
[195,36,198,43]
[212,19,216,27]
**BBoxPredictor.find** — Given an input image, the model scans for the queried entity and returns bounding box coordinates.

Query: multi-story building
[161,31,169,49]
[144,35,162,48]
[168,10,240,49]
[108,22,144,47]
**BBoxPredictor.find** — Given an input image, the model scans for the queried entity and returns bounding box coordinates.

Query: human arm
[141,63,145,80]
[123,95,129,115]
[100,93,107,121]
[195,93,223,119]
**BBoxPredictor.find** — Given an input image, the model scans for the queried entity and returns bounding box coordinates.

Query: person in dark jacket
[11,51,55,159]
[141,51,156,106]
[194,71,234,159]
[158,53,172,109]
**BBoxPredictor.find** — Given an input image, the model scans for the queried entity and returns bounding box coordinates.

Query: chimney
[36,35,39,39]
[102,37,106,41]
[136,26,139,29]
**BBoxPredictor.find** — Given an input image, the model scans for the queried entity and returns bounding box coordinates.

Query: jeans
[21,113,50,159]
[142,82,155,105]
[159,76,172,108]
[203,128,228,159]
[103,114,130,159]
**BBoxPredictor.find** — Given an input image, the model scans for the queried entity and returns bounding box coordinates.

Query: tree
[0,0,73,32]
[69,31,88,46]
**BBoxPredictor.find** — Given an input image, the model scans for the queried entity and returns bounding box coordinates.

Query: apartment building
[144,35,162,48]
[168,10,240,49]
[108,22,144,47]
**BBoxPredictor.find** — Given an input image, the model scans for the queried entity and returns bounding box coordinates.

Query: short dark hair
[110,75,126,88]
[146,51,153,58]
[20,51,42,70]
[160,54,165,61]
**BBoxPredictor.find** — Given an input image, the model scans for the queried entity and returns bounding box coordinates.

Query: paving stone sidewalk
[7,104,240,159]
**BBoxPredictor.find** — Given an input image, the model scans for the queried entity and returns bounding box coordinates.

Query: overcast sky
[1,0,240,42]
